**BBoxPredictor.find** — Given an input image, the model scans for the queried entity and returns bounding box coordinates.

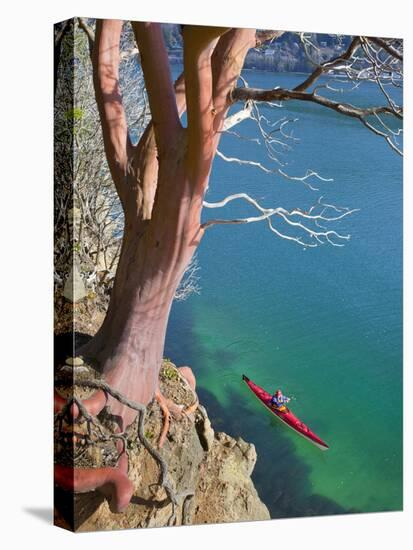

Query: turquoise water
[166,70,403,518]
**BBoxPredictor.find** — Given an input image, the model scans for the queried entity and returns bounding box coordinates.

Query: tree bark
[81,21,257,430]
[81,131,204,428]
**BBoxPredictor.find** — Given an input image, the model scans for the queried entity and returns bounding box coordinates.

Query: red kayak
[242,375,329,450]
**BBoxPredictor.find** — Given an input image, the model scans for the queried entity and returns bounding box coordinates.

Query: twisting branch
[217,89,330,189]
[230,32,402,156]
[232,86,400,120]
[359,117,402,155]
[215,149,331,191]
[367,37,403,62]
[74,379,187,526]
[232,86,402,156]
[294,36,362,92]
[202,193,358,247]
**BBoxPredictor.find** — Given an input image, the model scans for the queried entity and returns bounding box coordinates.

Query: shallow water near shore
[166,69,403,518]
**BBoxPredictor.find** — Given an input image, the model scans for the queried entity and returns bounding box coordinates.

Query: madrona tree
[75,20,402,431]
[54,20,402,515]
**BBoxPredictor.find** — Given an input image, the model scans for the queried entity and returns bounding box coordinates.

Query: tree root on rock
[176,366,199,417]
[57,379,192,526]
[155,389,172,449]
[183,394,199,417]
[154,388,198,448]
[155,367,200,448]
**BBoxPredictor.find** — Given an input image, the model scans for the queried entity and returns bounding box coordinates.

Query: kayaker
[270,389,291,412]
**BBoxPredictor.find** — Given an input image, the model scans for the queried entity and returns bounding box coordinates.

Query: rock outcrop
[57,361,269,531]
[193,431,269,525]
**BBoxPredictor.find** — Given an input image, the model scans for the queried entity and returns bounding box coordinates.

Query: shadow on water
[166,302,359,520]
[198,385,358,519]
[207,346,240,367]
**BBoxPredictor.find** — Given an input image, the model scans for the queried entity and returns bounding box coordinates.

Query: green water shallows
[166,69,402,518]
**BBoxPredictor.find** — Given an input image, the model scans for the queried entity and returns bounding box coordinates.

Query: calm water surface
[166,70,403,518]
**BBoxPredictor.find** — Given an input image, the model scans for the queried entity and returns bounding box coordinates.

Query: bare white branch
[216,150,332,191]
[222,101,253,131]
[202,193,358,247]
[174,256,201,301]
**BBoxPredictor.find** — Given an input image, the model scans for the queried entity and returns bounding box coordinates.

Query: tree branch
[222,101,253,131]
[367,37,403,62]
[92,19,130,200]
[182,25,230,183]
[211,28,257,134]
[294,36,362,92]
[232,86,399,120]
[202,193,358,247]
[129,72,187,221]
[216,148,332,191]
[132,22,181,155]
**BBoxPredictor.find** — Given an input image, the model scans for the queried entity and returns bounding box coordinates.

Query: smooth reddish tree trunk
[80,21,256,430]
[81,135,204,428]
